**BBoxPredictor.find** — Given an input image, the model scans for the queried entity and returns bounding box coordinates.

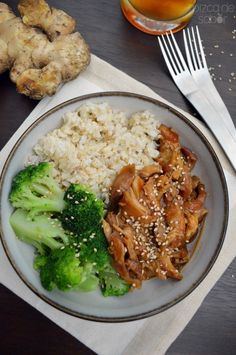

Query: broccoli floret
[99,262,131,297]
[31,223,130,296]
[9,162,65,216]
[78,226,109,270]
[9,170,130,296]
[34,246,99,292]
[60,184,104,235]
[73,227,130,297]
[10,209,69,253]
[59,185,130,297]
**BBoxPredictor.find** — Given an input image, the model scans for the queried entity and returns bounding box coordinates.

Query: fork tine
[170,31,189,71]
[191,26,202,69]
[183,29,194,72]
[196,25,207,68]
[186,28,198,71]
[158,36,178,76]
[166,34,183,72]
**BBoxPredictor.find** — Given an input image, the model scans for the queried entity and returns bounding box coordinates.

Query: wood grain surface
[0,0,235,354]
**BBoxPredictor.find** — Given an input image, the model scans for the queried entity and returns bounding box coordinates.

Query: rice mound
[31,102,160,202]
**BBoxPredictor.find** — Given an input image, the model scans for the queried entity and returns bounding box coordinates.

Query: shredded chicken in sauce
[103,124,208,289]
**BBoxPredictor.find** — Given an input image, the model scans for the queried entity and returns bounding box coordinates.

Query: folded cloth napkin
[0,55,235,355]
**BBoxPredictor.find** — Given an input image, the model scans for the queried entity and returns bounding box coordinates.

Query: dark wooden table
[1,0,235,354]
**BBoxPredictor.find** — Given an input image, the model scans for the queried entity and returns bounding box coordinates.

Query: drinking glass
[120,0,197,35]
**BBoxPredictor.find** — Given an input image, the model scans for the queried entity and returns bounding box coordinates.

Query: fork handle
[199,74,236,137]
[187,90,236,172]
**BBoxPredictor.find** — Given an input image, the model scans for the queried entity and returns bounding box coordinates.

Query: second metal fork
[183,26,235,136]
[158,32,236,172]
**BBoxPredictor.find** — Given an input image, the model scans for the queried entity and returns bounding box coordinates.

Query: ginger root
[0,0,90,99]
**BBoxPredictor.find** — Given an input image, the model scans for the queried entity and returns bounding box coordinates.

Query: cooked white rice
[30,102,160,202]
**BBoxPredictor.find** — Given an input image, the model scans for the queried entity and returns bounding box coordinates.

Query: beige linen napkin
[0,55,235,355]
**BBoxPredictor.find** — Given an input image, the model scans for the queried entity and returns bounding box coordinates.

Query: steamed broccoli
[9,174,130,297]
[32,214,130,295]
[10,209,68,253]
[60,184,104,235]
[79,229,130,296]
[99,262,131,297]
[59,184,130,296]
[34,246,99,292]
[78,226,109,270]
[9,162,65,216]
[66,226,130,297]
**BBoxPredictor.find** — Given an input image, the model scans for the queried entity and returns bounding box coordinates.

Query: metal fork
[158,32,236,172]
[183,25,236,137]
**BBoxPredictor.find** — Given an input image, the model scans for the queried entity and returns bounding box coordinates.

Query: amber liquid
[121,0,197,35]
[129,0,196,21]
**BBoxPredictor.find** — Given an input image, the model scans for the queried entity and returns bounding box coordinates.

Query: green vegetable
[59,184,130,296]
[9,173,130,297]
[78,226,109,270]
[68,226,130,297]
[9,162,65,216]
[10,209,68,253]
[60,184,104,235]
[32,217,130,295]
[34,246,99,292]
[99,262,131,297]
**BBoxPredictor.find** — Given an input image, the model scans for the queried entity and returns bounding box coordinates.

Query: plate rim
[0,91,229,323]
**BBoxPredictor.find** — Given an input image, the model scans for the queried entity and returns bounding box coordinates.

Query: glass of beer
[120,0,197,35]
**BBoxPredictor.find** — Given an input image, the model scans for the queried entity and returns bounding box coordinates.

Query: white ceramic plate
[0,92,228,322]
